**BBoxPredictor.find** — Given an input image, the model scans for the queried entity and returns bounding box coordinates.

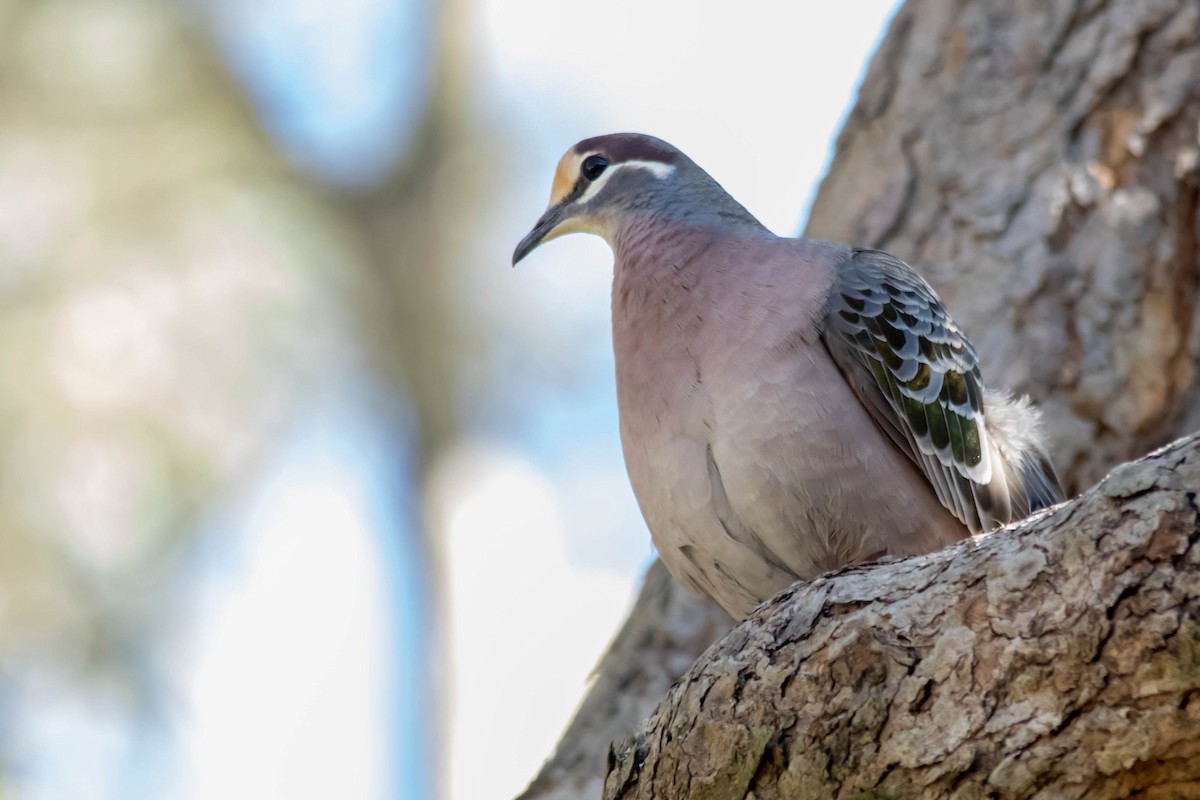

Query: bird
[513,133,1063,620]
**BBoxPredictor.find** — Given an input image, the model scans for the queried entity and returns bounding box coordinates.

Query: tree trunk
[805,0,1200,494]
[521,0,1200,796]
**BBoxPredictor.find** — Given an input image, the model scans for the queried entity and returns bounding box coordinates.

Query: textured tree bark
[605,433,1200,799]
[520,0,1200,796]
[806,0,1200,494]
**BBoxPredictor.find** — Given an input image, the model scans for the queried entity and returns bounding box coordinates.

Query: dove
[514,133,1063,619]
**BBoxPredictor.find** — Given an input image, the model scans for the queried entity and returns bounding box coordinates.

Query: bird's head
[512,133,688,265]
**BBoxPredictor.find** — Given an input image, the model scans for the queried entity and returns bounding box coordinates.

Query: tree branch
[604,433,1200,799]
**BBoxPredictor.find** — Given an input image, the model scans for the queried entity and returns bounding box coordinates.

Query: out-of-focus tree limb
[341,0,474,472]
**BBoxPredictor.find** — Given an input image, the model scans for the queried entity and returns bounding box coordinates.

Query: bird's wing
[819,248,1006,532]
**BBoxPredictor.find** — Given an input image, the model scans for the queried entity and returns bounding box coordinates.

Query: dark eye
[581,155,608,181]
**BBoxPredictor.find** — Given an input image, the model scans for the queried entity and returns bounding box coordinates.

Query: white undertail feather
[983,389,1063,517]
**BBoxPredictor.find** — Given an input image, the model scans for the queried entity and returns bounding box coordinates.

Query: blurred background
[0,1,899,797]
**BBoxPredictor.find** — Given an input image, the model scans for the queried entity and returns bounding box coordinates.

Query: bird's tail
[1018,447,1065,513]
[983,390,1065,520]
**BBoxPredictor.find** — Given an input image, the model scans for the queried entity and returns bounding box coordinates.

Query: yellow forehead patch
[549,150,584,206]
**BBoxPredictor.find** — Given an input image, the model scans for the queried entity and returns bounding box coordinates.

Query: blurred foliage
[0,0,483,790]
[1,0,320,665]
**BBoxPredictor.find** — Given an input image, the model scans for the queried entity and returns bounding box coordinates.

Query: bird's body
[515,133,1063,620]
[612,228,964,616]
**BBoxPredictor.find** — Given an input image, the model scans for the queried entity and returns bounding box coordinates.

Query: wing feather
[821,249,1004,532]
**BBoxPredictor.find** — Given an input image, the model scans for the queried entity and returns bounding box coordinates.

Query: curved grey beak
[512,204,567,266]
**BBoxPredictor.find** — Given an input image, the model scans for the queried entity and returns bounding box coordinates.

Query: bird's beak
[512,203,569,266]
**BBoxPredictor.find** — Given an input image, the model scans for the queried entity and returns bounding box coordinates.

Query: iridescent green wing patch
[821,249,1000,532]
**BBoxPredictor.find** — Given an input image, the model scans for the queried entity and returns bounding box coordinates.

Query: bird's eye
[581,155,608,181]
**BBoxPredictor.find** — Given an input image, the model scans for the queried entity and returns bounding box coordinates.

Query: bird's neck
[613,212,767,275]
[610,214,770,332]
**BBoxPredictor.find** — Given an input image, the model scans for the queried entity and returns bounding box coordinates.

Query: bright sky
[181,442,393,800]
[175,402,421,800]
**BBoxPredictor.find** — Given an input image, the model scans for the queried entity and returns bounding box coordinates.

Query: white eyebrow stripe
[576,159,675,204]
[621,159,676,178]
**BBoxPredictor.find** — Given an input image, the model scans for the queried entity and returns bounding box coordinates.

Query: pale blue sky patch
[200,0,434,185]
[174,391,423,800]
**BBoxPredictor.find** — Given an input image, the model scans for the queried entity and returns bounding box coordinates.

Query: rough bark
[806,0,1200,494]
[605,433,1200,799]
[521,0,1200,796]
